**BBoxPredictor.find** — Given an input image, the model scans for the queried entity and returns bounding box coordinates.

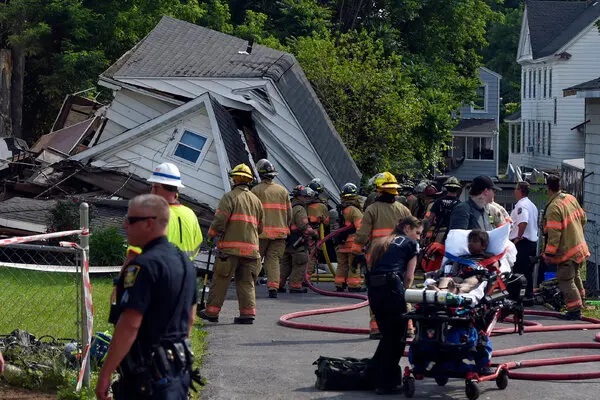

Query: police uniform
[543,191,589,313]
[367,234,419,393]
[111,237,198,399]
[509,196,539,298]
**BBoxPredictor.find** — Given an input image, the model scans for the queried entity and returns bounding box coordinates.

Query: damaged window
[174,130,207,163]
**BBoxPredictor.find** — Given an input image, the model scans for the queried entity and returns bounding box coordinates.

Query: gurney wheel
[435,376,448,386]
[465,381,480,400]
[402,376,415,398]
[496,369,508,390]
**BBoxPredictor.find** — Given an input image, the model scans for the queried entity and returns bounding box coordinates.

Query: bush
[89,226,126,266]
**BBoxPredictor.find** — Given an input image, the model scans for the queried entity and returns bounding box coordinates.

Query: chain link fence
[0,242,82,343]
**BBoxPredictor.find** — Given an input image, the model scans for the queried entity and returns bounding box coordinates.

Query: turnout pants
[557,261,584,312]
[205,254,260,318]
[335,251,362,289]
[513,239,537,297]
[280,245,308,289]
[259,239,286,290]
[368,276,407,391]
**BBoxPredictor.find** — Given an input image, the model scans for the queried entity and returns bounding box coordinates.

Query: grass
[0,267,207,399]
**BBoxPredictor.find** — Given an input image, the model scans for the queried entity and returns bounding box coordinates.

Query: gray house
[69,16,361,211]
[445,67,501,180]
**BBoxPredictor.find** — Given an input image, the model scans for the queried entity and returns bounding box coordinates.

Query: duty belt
[367,272,402,288]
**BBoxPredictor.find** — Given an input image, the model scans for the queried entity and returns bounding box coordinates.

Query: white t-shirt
[509,197,539,241]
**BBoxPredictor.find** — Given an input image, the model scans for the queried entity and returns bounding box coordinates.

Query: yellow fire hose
[320,223,336,276]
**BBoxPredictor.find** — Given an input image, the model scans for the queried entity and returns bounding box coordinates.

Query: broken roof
[31,117,100,155]
[526,0,600,59]
[102,16,361,188]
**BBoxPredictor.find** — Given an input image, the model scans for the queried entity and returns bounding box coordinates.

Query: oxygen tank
[405,289,472,306]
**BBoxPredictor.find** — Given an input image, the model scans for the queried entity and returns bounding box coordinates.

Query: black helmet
[256,158,277,179]
[340,183,358,198]
[401,180,415,191]
[308,178,324,194]
[291,185,311,198]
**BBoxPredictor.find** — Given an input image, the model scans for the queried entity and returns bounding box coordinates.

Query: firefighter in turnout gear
[280,185,316,293]
[334,183,364,292]
[307,178,330,277]
[251,159,292,298]
[363,173,385,211]
[353,172,411,339]
[542,175,590,320]
[198,164,265,325]
[396,180,416,208]
[423,176,462,245]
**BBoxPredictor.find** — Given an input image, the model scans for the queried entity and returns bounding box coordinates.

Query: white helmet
[147,162,185,188]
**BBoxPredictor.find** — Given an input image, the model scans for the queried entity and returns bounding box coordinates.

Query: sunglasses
[125,216,157,224]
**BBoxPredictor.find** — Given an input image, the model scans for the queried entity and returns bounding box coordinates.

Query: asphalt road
[197,282,600,400]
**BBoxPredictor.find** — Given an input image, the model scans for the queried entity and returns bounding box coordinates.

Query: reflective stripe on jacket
[354,200,411,253]
[208,185,264,259]
[543,192,589,264]
[338,203,363,253]
[251,180,292,240]
[127,203,203,260]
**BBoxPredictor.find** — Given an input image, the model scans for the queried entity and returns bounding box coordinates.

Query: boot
[336,286,346,292]
[289,287,308,293]
[268,289,278,298]
[233,316,255,325]
[197,309,219,323]
[277,287,287,293]
[348,286,367,293]
[558,310,581,321]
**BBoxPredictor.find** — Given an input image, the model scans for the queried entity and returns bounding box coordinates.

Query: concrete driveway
[197,282,600,400]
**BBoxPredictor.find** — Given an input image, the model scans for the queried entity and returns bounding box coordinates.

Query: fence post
[79,202,91,387]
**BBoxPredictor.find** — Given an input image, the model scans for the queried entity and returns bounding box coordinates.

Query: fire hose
[279,226,600,381]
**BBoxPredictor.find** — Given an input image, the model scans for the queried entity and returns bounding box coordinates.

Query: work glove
[352,254,367,273]
[206,237,215,249]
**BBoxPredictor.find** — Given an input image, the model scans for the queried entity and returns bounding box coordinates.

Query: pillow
[444,224,510,256]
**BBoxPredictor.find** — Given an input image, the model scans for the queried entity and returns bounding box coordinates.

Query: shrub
[89,226,126,266]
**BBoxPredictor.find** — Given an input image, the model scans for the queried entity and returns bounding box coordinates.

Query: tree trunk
[10,46,23,139]
[0,48,13,137]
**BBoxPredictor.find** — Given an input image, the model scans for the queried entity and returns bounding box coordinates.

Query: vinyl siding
[459,69,500,121]
[584,98,600,221]
[513,23,600,171]
[451,160,497,181]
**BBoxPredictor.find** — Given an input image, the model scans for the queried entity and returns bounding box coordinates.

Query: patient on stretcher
[428,230,499,294]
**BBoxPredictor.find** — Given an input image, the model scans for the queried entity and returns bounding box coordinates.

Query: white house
[507,0,600,173]
[446,67,501,180]
[69,16,361,212]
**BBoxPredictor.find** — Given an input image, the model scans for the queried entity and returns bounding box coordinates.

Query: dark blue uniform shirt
[115,236,197,348]
[371,235,419,277]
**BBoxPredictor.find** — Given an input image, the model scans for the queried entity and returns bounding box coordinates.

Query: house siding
[584,98,600,225]
[459,69,500,121]
[511,22,600,171]
[451,160,497,181]
[117,77,341,199]
[95,107,226,208]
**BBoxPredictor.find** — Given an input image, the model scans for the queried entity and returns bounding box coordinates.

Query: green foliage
[46,200,83,233]
[89,226,126,266]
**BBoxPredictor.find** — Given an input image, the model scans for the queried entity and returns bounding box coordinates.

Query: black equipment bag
[313,356,374,391]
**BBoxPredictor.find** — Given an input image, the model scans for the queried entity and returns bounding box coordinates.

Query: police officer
[251,159,292,298]
[127,162,203,262]
[366,216,422,394]
[334,183,364,292]
[96,194,198,400]
[198,164,264,324]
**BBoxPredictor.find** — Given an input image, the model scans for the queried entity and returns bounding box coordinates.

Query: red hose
[278,227,600,381]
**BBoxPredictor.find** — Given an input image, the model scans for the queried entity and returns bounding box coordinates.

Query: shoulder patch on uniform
[123,265,141,288]
[518,207,522,215]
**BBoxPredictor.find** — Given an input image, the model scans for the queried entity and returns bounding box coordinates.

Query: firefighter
[334,183,364,292]
[306,179,331,277]
[280,185,316,293]
[423,176,462,245]
[251,159,292,298]
[363,173,384,211]
[197,164,264,324]
[542,175,589,320]
[127,162,203,261]
[396,180,415,208]
[352,172,411,339]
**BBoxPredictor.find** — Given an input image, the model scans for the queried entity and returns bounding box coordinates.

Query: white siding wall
[584,98,600,267]
[511,23,600,171]
[95,105,225,207]
[117,77,340,196]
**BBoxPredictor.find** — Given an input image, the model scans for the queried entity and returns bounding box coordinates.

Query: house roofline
[480,66,502,80]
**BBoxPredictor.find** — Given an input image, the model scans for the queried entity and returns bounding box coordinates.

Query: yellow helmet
[376,171,401,195]
[229,163,254,180]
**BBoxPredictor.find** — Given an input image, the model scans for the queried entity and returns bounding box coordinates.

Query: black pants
[513,239,537,297]
[367,276,407,391]
[113,369,191,400]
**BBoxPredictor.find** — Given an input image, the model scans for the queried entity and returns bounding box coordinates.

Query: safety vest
[354,200,411,253]
[337,201,363,253]
[543,191,589,264]
[307,201,330,227]
[208,185,264,259]
[127,203,203,260]
[251,180,292,240]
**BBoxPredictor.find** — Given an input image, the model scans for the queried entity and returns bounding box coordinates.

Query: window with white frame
[533,70,537,98]
[528,70,532,98]
[543,69,547,98]
[472,85,487,111]
[537,121,541,154]
[172,129,208,164]
[453,136,494,160]
[522,70,527,99]
[542,123,545,154]
[549,69,552,97]
[548,122,552,155]
[537,68,541,98]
